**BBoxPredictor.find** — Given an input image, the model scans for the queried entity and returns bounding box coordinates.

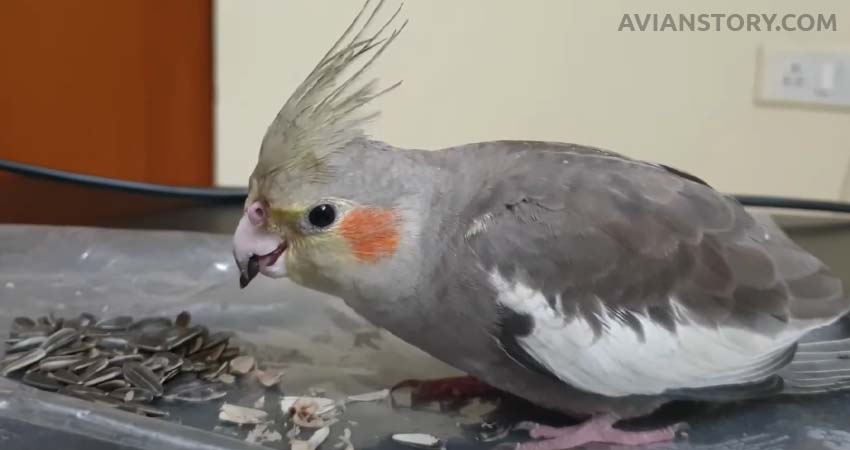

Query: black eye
[308,204,336,228]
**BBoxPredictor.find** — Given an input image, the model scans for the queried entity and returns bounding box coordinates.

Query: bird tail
[779,315,850,394]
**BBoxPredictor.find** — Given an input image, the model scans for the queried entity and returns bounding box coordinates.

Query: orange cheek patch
[338,207,401,263]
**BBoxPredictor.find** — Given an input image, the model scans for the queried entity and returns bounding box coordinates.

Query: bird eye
[308,204,336,228]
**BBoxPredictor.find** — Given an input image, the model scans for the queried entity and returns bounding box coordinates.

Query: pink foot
[505,414,682,450]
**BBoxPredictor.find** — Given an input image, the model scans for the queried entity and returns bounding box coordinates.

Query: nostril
[247,201,267,226]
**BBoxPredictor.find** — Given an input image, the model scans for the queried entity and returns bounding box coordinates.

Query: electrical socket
[755,45,850,109]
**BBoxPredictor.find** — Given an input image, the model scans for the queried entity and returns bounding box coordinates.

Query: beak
[232,203,288,289]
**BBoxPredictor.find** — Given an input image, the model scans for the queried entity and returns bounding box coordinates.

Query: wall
[214,0,850,200]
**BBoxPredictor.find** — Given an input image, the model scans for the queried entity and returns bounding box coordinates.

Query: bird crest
[256,0,406,184]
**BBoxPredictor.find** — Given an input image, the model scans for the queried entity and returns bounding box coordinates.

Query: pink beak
[232,201,287,288]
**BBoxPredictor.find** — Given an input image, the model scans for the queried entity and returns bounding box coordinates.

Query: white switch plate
[755,46,850,109]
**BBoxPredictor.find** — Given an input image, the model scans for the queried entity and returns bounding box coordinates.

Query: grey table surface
[1,212,850,450]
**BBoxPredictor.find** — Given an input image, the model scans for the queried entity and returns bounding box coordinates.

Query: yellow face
[247,191,402,287]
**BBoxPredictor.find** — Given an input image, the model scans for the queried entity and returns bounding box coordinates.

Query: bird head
[232,0,411,297]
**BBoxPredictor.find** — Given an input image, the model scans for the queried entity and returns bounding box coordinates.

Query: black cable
[733,195,850,214]
[0,158,247,202]
[2,158,850,214]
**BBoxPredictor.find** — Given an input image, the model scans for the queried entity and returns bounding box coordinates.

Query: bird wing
[462,141,848,398]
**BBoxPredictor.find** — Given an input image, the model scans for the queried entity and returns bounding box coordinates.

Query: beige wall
[214,0,850,201]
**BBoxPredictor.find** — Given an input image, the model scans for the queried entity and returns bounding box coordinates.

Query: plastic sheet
[1,224,849,450]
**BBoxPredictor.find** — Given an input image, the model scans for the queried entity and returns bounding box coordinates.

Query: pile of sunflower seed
[1,311,245,417]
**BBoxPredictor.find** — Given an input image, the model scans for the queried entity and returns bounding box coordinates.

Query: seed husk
[22,371,61,391]
[229,355,255,375]
[391,434,444,449]
[218,403,268,425]
[0,348,47,375]
[129,317,172,334]
[123,362,164,396]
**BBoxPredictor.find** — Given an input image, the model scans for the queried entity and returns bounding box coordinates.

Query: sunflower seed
[94,316,133,331]
[192,342,226,363]
[175,311,191,328]
[12,317,36,331]
[200,361,228,381]
[84,366,122,386]
[161,367,180,384]
[187,336,204,355]
[129,317,171,334]
[0,351,26,365]
[123,362,164,396]
[107,353,144,366]
[97,336,131,351]
[0,348,46,375]
[39,355,83,371]
[220,347,240,361]
[143,355,169,371]
[50,369,83,385]
[120,402,169,417]
[135,334,167,352]
[201,332,231,351]
[77,356,108,379]
[5,312,247,419]
[96,379,129,391]
[62,384,106,397]
[166,326,204,351]
[42,328,80,353]
[62,313,97,330]
[22,371,61,391]
[165,381,227,402]
[6,336,47,353]
[54,341,95,355]
[89,395,123,408]
[110,387,155,403]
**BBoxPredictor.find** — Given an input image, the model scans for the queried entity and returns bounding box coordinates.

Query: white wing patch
[489,271,829,397]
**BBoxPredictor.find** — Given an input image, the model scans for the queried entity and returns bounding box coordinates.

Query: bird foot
[498,414,684,450]
[390,375,498,411]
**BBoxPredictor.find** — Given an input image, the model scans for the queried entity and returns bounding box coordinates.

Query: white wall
[214,0,850,201]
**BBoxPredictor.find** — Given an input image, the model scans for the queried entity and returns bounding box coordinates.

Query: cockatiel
[232,2,850,448]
